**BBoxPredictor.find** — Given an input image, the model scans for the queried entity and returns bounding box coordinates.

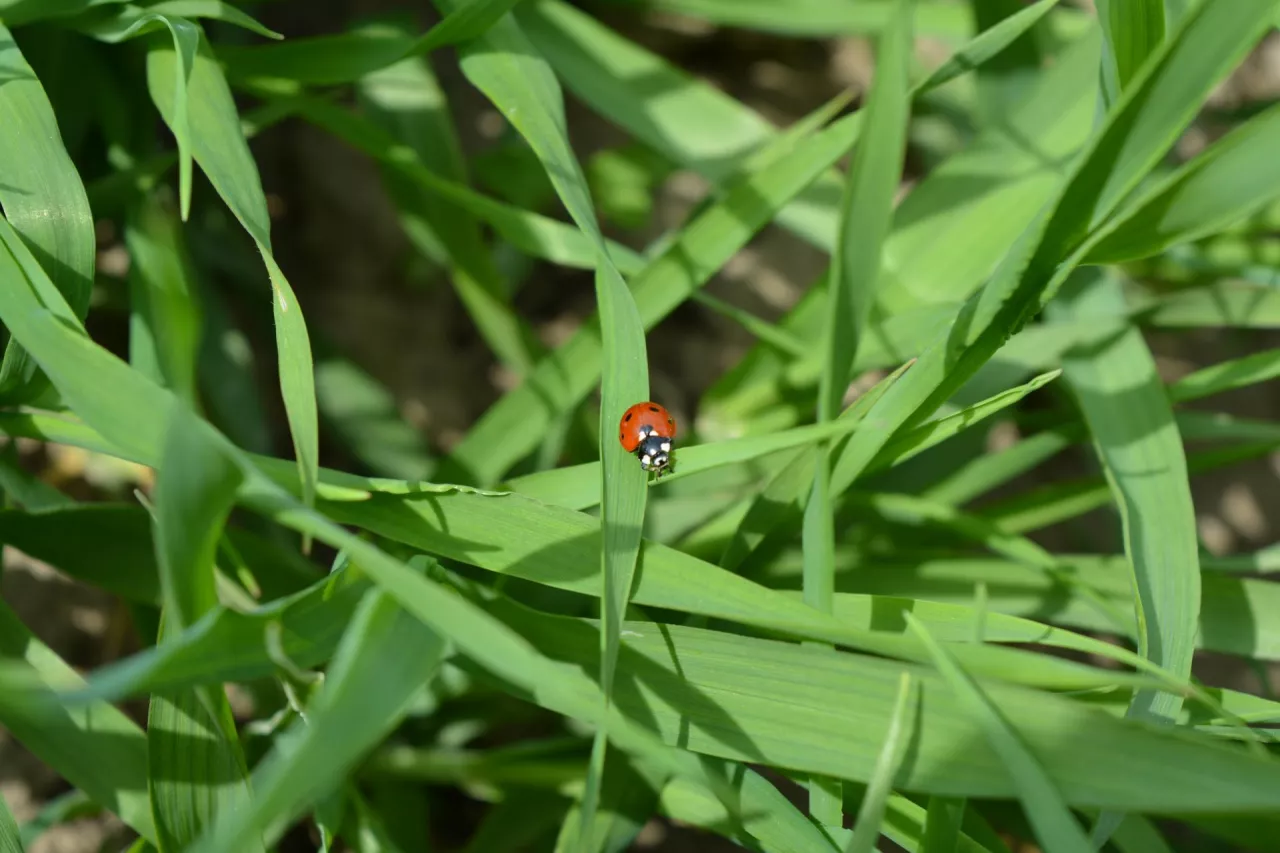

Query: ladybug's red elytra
[618,402,677,476]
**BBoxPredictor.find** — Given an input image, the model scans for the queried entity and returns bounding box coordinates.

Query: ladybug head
[636,431,672,473]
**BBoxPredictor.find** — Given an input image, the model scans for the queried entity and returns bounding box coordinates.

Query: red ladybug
[618,401,677,476]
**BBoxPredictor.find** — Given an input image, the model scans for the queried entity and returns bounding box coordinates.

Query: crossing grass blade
[0,779,22,853]
[146,33,319,517]
[0,23,95,403]
[1096,0,1164,101]
[425,0,650,838]
[905,615,1094,853]
[356,29,542,376]
[1086,99,1280,264]
[188,572,449,853]
[844,674,917,853]
[823,0,1279,500]
[442,96,864,485]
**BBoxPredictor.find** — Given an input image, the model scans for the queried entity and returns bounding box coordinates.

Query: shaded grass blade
[905,615,1093,853]
[845,674,917,853]
[0,23,95,402]
[1096,0,1164,101]
[189,570,449,853]
[0,790,21,853]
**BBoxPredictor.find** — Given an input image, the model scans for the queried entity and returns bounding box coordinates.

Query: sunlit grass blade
[0,23,95,403]
[905,615,1094,853]
[146,33,319,516]
[189,572,449,853]
[845,674,917,853]
[1170,345,1280,402]
[1087,99,1280,264]
[917,0,1059,96]
[0,602,157,843]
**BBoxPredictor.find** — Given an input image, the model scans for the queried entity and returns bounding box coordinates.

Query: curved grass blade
[188,570,449,853]
[101,0,282,39]
[905,615,1093,853]
[77,11,199,219]
[146,32,319,517]
[1096,0,1164,102]
[0,24,95,402]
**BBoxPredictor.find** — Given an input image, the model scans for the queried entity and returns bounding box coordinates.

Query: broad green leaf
[845,674,917,853]
[0,0,127,26]
[189,572,449,853]
[1086,100,1280,264]
[636,0,972,37]
[906,615,1094,853]
[146,33,319,515]
[0,601,157,843]
[0,23,95,402]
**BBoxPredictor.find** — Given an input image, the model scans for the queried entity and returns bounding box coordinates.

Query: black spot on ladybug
[623,412,633,422]
[649,405,659,413]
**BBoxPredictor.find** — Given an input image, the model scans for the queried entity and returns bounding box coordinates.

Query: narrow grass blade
[845,674,918,853]
[80,0,281,40]
[826,0,1278,499]
[806,0,912,821]
[921,797,967,853]
[147,34,319,515]
[0,445,73,510]
[416,0,531,52]
[1170,345,1280,402]
[0,794,21,853]
[188,572,449,853]
[125,191,202,402]
[552,752,662,853]
[0,23,95,402]
[357,31,541,375]
[0,602,157,843]
[918,0,1059,96]
[443,96,864,485]
[905,615,1094,853]
[1087,100,1280,264]
[148,403,257,852]
[79,11,199,218]
[1097,0,1164,101]
[315,356,434,481]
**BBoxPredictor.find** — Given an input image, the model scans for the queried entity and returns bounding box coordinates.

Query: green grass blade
[125,191,202,402]
[77,11,199,218]
[845,674,917,853]
[0,445,73,510]
[659,762,841,853]
[443,95,863,484]
[921,797,967,853]
[0,23,95,402]
[1170,346,1280,402]
[918,0,1059,95]
[148,403,257,852]
[0,601,157,843]
[416,0,531,52]
[805,0,912,821]
[1049,271,1199,842]
[315,355,435,480]
[189,572,449,853]
[79,0,281,39]
[1087,100,1280,264]
[146,32,319,515]
[1097,0,1164,101]
[905,615,1094,853]
[827,0,1277,497]
[0,791,21,853]
[356,31,542,375]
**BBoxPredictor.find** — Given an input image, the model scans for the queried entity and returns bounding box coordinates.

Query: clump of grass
[3,1,1280,852]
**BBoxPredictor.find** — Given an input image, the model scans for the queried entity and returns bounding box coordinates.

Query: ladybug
[618,401,677,476]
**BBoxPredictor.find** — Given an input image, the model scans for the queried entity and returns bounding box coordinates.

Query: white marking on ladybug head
[660,441,671,452]
[651,453,668,469]
[641,454,652,467]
